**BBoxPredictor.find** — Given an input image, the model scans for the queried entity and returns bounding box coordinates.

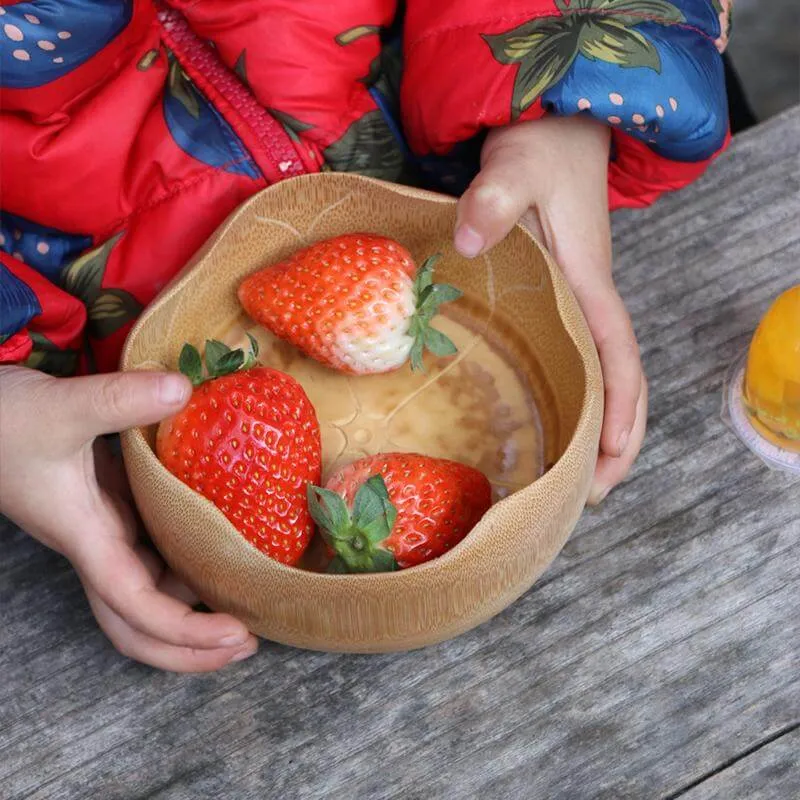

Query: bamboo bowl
[120,173,602,653]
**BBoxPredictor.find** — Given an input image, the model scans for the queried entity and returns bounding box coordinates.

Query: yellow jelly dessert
[743,285,800,453]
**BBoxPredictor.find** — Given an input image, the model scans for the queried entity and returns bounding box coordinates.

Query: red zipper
[156,4,319,184]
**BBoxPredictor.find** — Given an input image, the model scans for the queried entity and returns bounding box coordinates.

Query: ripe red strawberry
[156,337,322,566]
[237,234,462,375]
[308,453,492,572]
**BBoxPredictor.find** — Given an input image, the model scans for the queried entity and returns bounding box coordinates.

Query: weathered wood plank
[1,107,798,800]
[678,727,800,800]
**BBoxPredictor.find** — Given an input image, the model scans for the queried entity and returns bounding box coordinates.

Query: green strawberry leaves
[23,331,79,377]
[323,110,404,181]
[234,50,249,87]
[166,53,201,120]
[423,327,458,359]
[307,485,352,538]
[408,255,463,372]
[178,335,259,387]
[179,343,204,386]
[335,25,381,46]
[246,332,260,357]
[88,288,143,339]
[59,232,142,340]
[207,345,245,377]
[307,475,400,573]
[414,255,437,294]
[61,232,122,304]
[268,108,314,145]
[326,556,350,574]
[367,548,400,572]
[352,475,398,542]
[484,0,686,118]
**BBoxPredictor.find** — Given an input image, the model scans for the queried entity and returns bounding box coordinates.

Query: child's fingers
[454,128,540,258]
[537,184,641,462]
[158,568,202,606]
[85,586,258,672]
[578,283,643,459]
[588,374,648,504]
[73,534,251,651]
[455,179,531,259]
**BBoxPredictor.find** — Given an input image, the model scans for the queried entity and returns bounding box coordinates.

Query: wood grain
[679,726,800,799]
[1,107,798,800]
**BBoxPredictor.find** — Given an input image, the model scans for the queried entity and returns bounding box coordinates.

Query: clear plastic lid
[722,352,800,474]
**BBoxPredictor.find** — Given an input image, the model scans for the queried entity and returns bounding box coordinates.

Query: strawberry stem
[307,475,400,573]
[409,255,463,372]
[177,335,259,386]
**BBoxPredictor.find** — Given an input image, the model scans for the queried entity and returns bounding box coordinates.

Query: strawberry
[307,453,492,572]
[156,337,322,566]
[237,234,462,375]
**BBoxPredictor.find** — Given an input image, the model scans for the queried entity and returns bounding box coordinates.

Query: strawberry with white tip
[238,233,462,375]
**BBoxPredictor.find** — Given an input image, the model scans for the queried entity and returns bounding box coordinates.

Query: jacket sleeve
[0,1,272,375]
[401,0,733,208]
[0,252,86,374]
[166,0,405,181]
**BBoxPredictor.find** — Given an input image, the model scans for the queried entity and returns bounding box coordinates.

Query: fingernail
[617,429,630,456]
[454,224,485,258]
[590,486,610,505]
[230,642,257,663]
[158,374,189,406]
[220,632,249,648]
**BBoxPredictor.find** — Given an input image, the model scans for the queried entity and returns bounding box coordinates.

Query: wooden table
[2,108,798,800]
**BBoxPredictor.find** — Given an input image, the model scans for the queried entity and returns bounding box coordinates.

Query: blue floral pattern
[163,52,260,180]
[0,262,41,338]
[0,0,132,89]
[485,0,728,162]
[0,211,92,282]
[544,22,727,161]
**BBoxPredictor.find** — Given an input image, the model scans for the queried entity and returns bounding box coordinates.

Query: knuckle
[93,373,132,425]
[620,335,641,361]
[472,182,519,221]
[597,319,640,364]
[111,636,135,661]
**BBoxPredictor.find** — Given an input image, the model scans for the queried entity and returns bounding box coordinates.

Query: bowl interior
[126,175,587,485]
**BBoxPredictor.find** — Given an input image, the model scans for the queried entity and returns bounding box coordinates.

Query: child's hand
[0,366,258,671]
[454,116,647,503]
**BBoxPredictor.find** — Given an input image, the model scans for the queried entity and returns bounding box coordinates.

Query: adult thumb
[54,370,191,443]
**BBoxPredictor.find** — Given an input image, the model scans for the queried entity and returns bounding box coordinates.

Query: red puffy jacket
[0,0,732,374]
